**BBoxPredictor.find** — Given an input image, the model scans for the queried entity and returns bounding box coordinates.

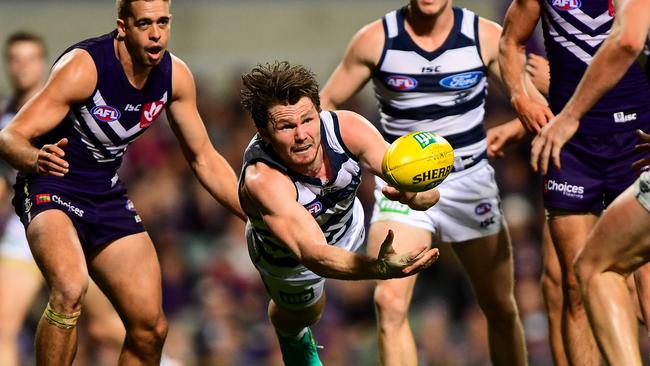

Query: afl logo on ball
[386,75,418,91]
[91,106,121,123]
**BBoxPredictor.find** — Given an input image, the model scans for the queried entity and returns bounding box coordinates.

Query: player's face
[410,0,451,17]
[119,0,171,67]
[263,96,322,172]
[6,41,45,92]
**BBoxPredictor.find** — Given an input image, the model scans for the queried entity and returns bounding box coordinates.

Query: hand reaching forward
[375,230,440,279]
[530,111,579,175]
[35,138,69,177]
[382,186,440,211]
[487,120,527,158]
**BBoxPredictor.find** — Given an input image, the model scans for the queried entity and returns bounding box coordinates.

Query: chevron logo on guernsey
[385,75,418,91]
[91,105,121,122]
[439,71,483,89]
[551,0,581,11]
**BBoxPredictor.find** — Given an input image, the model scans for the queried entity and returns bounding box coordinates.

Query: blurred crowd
[1,70,649,366]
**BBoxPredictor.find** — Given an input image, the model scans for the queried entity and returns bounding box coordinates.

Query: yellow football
[381,131,455,192]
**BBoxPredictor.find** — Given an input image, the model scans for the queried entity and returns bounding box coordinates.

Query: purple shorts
[543,127,647,212]
[12,176,145,252]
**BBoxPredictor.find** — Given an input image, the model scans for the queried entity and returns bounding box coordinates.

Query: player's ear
[258,127,271,143]
[116,19,127,40]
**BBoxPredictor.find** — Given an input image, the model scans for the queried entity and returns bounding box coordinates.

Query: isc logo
[552,0,581,11]
[439,71,483,89]
[385,75,418,91]
[91,105,121,122]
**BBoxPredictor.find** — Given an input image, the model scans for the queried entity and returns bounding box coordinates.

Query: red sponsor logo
[140,100,165,128]
[36,193,51,205]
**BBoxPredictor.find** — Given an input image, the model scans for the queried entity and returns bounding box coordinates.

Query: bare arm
[499,0,553,132]
[241,163,439,280]
[335,110,440,210]
[531,0,650,174]
[320,21,384,110]
[166,56,245,221]
[0,49,96,175]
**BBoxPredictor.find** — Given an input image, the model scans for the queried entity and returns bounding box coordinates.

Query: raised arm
[531,0,650,174]
[499,0,553,133]
[166,56,245,221]
[241,162,439,280]
[335,110,440,210]
[0,49,96,176]
[320,21,384,110]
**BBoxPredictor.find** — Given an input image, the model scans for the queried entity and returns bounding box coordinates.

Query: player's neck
[114,39,153,90]
[405,4,454,45]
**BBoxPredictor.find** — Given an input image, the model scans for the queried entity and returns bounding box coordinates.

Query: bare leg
[539,221,568,366]
[547,212,600,365]
[27,211,89,366]
[88,232,167,366]
[368,220,431,366]
[633,264,650,338]
[83,280,126,363]
[0,258,43,366]
[452,227,527,366]
[576,187,650,366]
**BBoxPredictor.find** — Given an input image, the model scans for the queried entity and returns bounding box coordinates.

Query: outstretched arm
[241,162,439,280]
[320,20,384,110]
[531,0,650,174]
[499,0,553,133]
[166,56,245,221]
[336,110,440,210]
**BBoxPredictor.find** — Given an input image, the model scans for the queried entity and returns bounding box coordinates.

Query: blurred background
[0,1,645,365]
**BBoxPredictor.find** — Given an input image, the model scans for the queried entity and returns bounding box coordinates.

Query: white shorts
[634,171,650,213]
[371,160,503,243]
[247,202,366,310]
[0,214,32,261]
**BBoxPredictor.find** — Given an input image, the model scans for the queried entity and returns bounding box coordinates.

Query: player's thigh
[26,209,88,290]
[579,187,650,275]
[452,228,515,302]
[546,211,599,272]
[542,220,562,284]
[87,231,162,327]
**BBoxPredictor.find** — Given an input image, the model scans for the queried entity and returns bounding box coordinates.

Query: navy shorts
[543,128,646,212]
[12,176,145,252]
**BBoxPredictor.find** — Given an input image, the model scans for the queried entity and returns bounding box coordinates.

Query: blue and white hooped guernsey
[22,30,172,190]
[371,7,488,165]
[240,111,364,268]
[542,0,650,135]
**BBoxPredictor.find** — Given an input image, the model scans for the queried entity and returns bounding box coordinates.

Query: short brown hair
[4,31,47,60]
[241,61,321,129]
[116,0,170,20]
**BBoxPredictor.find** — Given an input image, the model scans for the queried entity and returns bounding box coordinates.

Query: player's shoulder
[477,15,503,40]
[243,161,293,198]
[352,19,385,47]
[48,48,96,100]
[169,52,192,76]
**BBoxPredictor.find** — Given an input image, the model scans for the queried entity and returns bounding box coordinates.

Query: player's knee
[573,254,595,296]
[541,271,562,309]
[477,293,519,323]
[48,281,89,313]
[374,284,410,323]
[126,312,168,353]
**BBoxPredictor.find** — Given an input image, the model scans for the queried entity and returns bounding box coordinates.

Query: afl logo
[91,106,121,122]
[474,202,492,215]
[551,0,581,11]
[386,75,418,91]
[306,201,322,217]
[439,71,483,89]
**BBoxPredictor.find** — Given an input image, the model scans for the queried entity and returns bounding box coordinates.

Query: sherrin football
[381,131,455,192]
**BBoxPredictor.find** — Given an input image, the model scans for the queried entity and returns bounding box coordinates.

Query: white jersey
[240,111,365,279]
[371,6,488,167]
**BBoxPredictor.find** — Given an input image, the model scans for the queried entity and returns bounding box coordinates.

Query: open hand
[375,229,440,279]
[487,120,527,158]
[35,138,69,177]
[530,112,579,175]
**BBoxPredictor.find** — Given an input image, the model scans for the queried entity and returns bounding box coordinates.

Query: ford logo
[439,71,483,89]
[385,75,418,91]
[551,0,582,11]
[91,105,121,123]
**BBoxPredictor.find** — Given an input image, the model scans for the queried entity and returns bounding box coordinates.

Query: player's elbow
[615,31,645,57]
